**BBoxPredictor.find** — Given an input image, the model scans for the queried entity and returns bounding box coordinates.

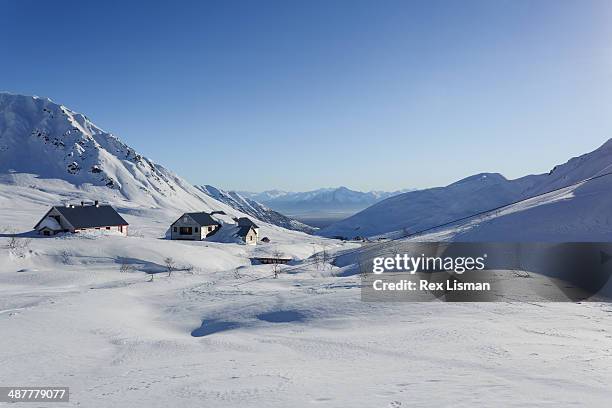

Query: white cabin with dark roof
[169,212,259,244]
[236,217,259,233]
[237,225,258,245]
[170,212,221,240]
[34,201,129,236]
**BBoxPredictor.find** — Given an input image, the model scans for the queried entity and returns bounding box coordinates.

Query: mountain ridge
[241,186,413,215]
[0,92,213,211]
[319,141,612,240]
[0,92,311,235]
[196,185,317,234]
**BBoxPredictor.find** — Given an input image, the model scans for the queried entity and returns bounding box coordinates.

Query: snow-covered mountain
[0,92,238,214]
[319,140,612,241]
[196,185,317,234]
[242,186,411,215]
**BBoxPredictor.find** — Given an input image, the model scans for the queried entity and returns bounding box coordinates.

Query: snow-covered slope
[3,186,610,407]
[196,185,317,234]
[1,93,611,408]
[320,140,612,240]
[0,93,232,213]
[444,140,612,242]
[318,173,537,238]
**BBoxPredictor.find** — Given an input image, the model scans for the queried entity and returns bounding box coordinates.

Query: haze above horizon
[3,0,612,191]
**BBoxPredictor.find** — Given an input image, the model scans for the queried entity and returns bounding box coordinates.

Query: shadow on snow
[191,320,241,337]
[256,310,307,323]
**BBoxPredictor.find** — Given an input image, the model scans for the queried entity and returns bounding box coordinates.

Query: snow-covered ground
[1,183,612,407]
[3,268,612,407]
[2,93,612,407]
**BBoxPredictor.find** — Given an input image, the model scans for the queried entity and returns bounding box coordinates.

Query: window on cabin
[106,227,110,230]
[195,227,199,232]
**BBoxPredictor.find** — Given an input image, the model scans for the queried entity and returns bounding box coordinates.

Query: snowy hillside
[1,93,612,407]
[196,185,317,234]
[320,140,612,240]
[2,174,611,408]
[4,184,611,408]
[0,93,234,213]
[319,173,537,238]
[444,140,612,241]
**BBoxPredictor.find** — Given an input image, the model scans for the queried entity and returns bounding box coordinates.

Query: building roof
[176,212,220,227]
[237,225,255,237]
[51,205,128,229]
[237,217,259,228]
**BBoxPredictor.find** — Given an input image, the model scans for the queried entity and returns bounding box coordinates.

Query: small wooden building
[253,257,292,265]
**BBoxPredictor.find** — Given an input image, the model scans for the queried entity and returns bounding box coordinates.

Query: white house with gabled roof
[34,201,129,236]
[169,212,221,240]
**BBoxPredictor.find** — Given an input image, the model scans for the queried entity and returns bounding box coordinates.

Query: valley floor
[1,242,611,407]
[1,180,611,407]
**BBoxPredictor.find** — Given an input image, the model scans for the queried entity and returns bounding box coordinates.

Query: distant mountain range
[196,185,317,234]
[239,187,413,216]
[7,92,609,243]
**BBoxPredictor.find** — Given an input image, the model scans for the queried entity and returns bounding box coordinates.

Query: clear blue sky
[3,0,612,192]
